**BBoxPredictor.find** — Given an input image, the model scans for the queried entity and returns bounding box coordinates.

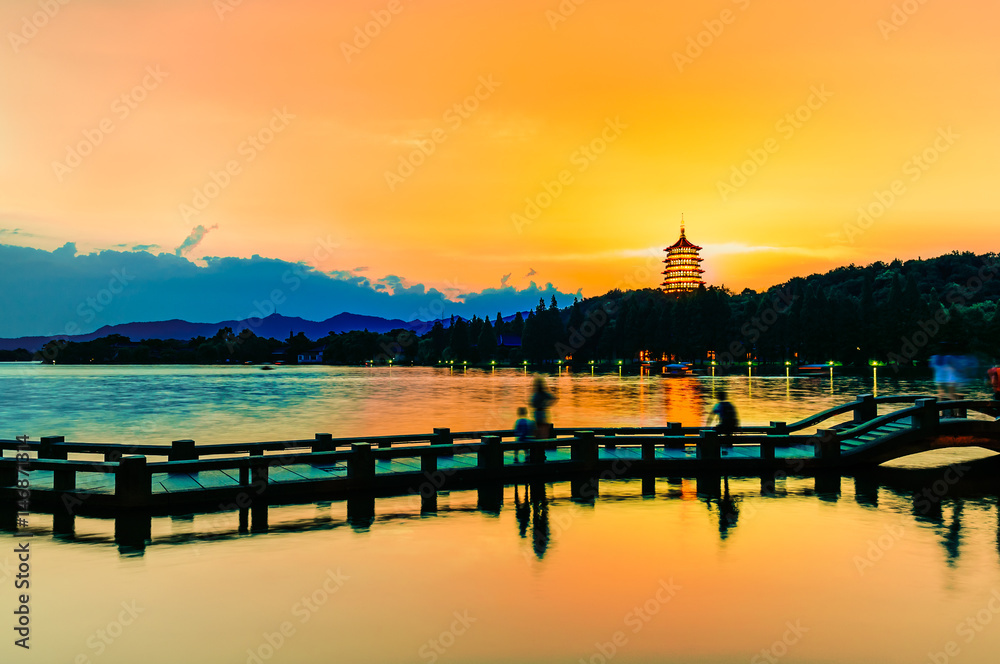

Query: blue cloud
[0,244,583,337]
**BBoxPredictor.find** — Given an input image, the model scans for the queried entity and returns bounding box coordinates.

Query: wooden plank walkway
[2,394,997,518]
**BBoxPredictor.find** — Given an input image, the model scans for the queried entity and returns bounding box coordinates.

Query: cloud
[0,245,583,337]
[52,241,77,258]
[353,266,369,272]
[132,244,160,251]
[500,272,511,287]
[175,224,218,256]
[525,268,536,277]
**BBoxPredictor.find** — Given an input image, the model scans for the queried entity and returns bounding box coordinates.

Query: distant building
[298,347,325,364]
[661,217,705,294]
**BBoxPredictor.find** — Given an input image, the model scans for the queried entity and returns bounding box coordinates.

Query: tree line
[20,251,1000,370]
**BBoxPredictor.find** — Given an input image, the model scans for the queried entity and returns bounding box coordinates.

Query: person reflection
[941,499,963,567]
[715,476,740,540]
[531,484,550,560]
[514,484,531,539]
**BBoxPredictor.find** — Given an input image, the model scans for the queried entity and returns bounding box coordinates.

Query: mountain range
[0,313,438,352]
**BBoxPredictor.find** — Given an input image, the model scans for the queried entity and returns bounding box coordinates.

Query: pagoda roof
[666,228,701,251]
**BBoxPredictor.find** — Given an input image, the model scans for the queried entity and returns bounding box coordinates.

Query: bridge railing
[781,394,928,433]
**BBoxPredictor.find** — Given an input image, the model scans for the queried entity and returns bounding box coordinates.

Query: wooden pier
[3,394,999,524]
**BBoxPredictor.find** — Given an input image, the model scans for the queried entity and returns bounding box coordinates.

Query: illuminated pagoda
[660,215,705,294]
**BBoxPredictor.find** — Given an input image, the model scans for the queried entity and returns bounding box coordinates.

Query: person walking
[530,375,556,438]
[707,389,739,453]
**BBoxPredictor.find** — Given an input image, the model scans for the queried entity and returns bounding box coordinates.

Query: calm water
[3,365,1000,663]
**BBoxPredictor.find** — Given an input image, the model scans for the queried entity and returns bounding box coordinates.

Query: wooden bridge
[2,394,998,524]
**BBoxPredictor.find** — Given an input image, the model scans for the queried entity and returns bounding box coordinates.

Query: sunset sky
[2,0,998,304]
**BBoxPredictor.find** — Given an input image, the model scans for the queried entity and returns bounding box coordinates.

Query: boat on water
[663,363,694,377]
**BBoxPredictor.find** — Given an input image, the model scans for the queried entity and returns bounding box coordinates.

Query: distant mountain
[0,313,434,352]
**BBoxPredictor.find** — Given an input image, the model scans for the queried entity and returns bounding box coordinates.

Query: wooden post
[604,432,617,451]
[535,423,553,440]
[421,448,438,477]
[434,428,453,457]
[664,423,684,449]
[116,456,151,507]
[251,456,269,497]
[914,397,939,431]
[769,421,788,436]
[39,435,66,460]
[571,431,598,471]
[697,430,721,461]
[53,463,76,491]
[814,429,840,461]
[478,435,502,475]
[641,440,655,464]
[312,433,334,453]
[169,439,197,462]
[528,438,546,464]
[104,449,123,463]
[759,439,776,461]
[0,460,15,487]
[348,443,375,489]
[853,394,877,424]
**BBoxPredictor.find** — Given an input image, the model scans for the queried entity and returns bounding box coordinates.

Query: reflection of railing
[2,395,998,518]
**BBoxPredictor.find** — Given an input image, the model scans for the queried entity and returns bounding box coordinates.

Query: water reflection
[714,476,740,540]
[12,461,1000,567]
[514,482,551,560]
[6,364,994,446]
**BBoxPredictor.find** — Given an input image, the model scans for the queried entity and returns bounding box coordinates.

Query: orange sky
[1,0,998,296]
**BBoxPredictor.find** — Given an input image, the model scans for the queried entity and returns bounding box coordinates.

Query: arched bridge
[2,394,998,519]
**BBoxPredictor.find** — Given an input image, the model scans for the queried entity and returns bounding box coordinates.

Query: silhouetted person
[530,375,556,438]
[513,406,533,463]
[707,389,739,453]
[930,347,957,402]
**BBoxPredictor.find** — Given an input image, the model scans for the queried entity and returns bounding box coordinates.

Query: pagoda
[661,216,705,294]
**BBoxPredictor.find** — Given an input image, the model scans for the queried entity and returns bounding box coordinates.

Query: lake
[2,364,999,663]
